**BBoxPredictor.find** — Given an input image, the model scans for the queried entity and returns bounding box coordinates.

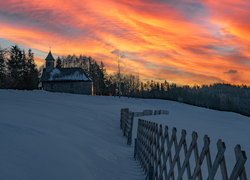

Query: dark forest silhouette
[0,45,250,116]
[0,45,38,90]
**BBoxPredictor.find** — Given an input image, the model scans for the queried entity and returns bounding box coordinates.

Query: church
[41,51,93,95]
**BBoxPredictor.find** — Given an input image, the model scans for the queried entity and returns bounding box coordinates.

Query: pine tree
[24,49,39,89]
[56,57,62,68]
[7,45,26,89]
[0,47,6,88]
[89,60,99,95]
[7,46,38,89]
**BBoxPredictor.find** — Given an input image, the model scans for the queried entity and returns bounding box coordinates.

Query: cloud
[110,49,127,58]
[224,69,238,74]
[0,0,250,85]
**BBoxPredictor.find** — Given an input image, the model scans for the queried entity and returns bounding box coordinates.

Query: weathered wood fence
[120,108,169,145]
[135,119,248,180]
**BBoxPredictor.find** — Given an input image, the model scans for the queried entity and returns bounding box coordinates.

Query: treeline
[135,81,250,117]
[0,45,38,89]
[56,54,250,116]
[55,55,107,95]
[55,54,141,96]
[1,44,250,116]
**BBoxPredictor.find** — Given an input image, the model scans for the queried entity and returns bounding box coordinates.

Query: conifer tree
[56,57,62,68]
[24,49,39,89]
[0,47,6,88]
[7,46,38,89]
[7,45,25,89]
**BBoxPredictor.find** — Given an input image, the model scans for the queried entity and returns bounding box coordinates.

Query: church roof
[45,51,55,61]
[41,68,92,82]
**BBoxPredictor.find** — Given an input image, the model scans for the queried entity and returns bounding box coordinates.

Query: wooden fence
[120,108,169,145]
[135,119,248,180]
[120,108,134,145]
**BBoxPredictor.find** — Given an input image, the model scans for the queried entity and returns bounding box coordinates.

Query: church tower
[45,51,55,72]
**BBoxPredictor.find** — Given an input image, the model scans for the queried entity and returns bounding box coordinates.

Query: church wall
[42,81,93,95]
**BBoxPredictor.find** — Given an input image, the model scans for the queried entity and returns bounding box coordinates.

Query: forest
[1,45,250,116]
[0,45,38,90]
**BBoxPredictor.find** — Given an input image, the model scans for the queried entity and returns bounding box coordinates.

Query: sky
[0,0,250,85]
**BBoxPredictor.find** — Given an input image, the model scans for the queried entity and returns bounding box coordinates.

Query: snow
[0,90,249,179]
[49,68,61,80]
[49,69,89,81]
[55,71,89,81]
[131,105,250,177]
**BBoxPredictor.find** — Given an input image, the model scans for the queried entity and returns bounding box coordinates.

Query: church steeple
[45,50,55,72]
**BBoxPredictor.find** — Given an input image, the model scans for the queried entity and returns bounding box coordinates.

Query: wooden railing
[120,108,169,145]
[135,119,248,180]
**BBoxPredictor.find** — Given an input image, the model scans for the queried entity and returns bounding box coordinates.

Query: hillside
[0,90,249,179]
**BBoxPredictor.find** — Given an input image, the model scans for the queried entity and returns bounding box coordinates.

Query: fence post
[120,109,123,129]
[123,109,129,137]
[123,122,127,137]
[120,108,129,130]
[134,138,137,160]
[127,112,134,145]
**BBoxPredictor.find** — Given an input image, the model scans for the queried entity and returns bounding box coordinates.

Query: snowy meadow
[0,90,249,179]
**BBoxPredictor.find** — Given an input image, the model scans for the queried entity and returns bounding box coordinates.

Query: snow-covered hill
[0,90,249,179]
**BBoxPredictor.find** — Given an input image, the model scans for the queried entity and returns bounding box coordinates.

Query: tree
[0,47,6,88]
[99,61,107,95]
[7,45,26,89]
[6,46,38,90]
[56,57,62,68]
[59,54,107,95]
[89,60,100,95]
[24,49,39,89]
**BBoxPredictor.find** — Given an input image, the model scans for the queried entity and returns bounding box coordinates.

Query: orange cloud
[0,0,250,85]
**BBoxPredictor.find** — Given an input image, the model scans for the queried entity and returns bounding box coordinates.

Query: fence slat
[191,135,210,179]
[208,140,227,179]
[229,145,247,180]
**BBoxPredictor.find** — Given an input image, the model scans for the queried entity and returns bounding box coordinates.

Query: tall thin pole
[118,52,121,98]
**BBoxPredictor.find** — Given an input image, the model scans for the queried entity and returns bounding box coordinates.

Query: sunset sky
[0,0,250,85]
